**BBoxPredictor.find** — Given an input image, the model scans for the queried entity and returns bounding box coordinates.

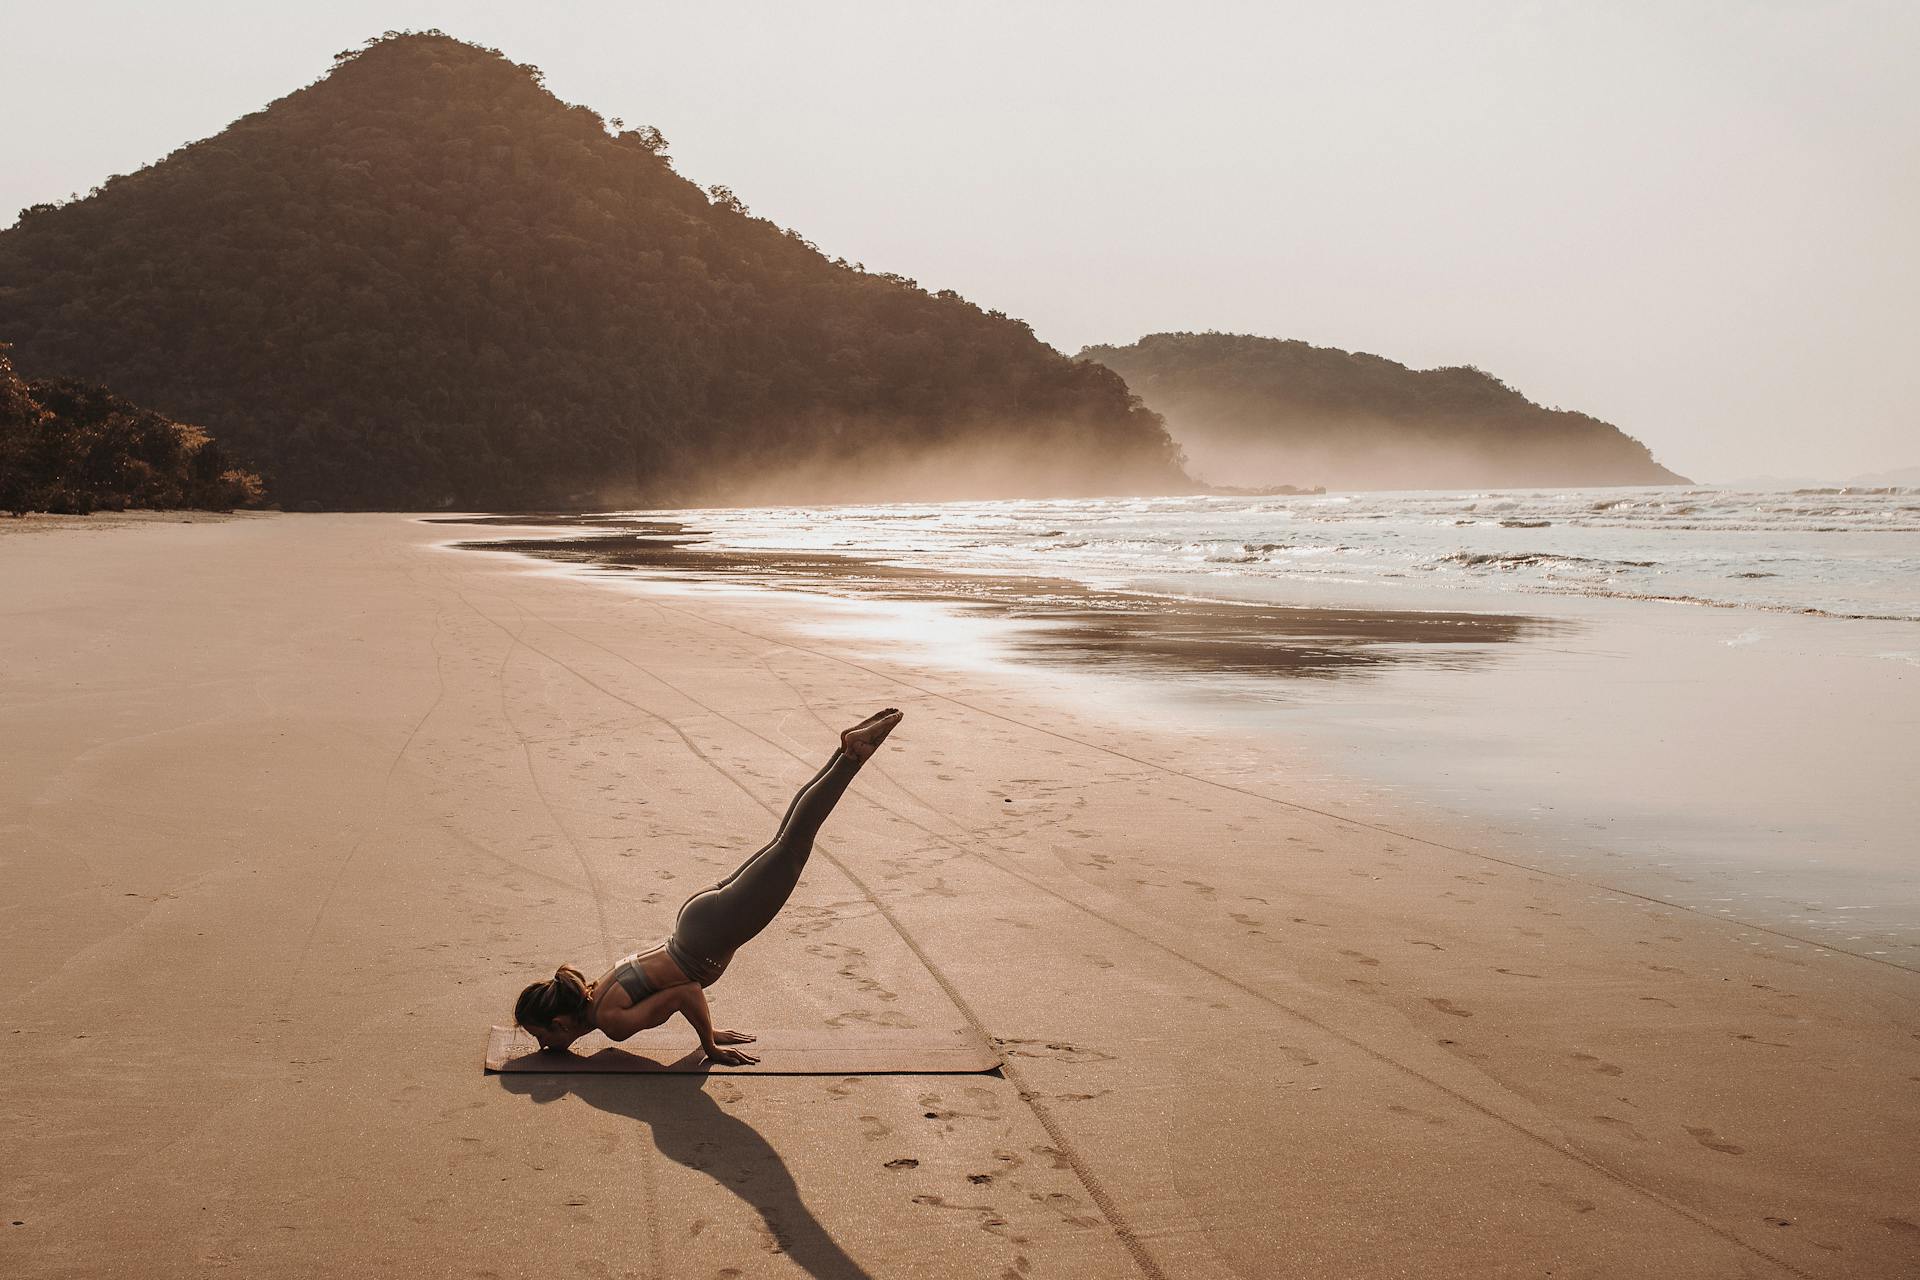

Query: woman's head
[515,964,593,1051]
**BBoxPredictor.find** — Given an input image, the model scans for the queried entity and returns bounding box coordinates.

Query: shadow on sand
[500,1072,877,1280]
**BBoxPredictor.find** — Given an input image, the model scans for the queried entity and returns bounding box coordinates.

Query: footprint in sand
[1409,940,1445,951]
[1494,967,1543,978]
[1686,1126,1745,1155]
[884,1158,920,1170]
[1387,1103,1447,1127]
[996,1039,1115,1064]
[1572,1052,1625,1077]
[1426,997,1472,1018]
[1594,1115,1647,1141]
[923,1194,1020,1236]
[1340,949,1381,967]
[826,1008,915,1030]
[1538,1181,1598,1214]
[1029,1190,1101,1229]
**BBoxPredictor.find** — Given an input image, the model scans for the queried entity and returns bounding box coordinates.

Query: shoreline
[5,513,1916,1278]
[447,512,1920,965]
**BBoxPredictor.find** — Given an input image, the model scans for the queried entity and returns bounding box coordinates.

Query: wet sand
[443,515,1559,682]
[4,513,1917,1279]
[455,514,1920,958]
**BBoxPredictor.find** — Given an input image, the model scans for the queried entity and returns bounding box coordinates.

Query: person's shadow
[500,1071,878,1280]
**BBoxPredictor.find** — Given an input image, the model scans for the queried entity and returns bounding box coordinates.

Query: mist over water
[648,485,1920,623]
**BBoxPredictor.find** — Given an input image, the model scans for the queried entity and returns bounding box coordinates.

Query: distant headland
[1082,333,1689,491]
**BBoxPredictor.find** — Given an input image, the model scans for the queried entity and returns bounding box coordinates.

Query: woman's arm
[675,983,759,1066]
[595,984,686,1042]
[597,983,760,1064]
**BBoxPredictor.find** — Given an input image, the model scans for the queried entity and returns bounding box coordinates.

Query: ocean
[644,485,1920,624]
[456,483,1920,959]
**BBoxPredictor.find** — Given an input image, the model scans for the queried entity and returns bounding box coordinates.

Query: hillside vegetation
[1081,333,1687,491]
[0,347,262,515]
[0,32,1185,509]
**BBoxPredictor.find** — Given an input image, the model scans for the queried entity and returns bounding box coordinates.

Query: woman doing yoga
[513,708,904,1066]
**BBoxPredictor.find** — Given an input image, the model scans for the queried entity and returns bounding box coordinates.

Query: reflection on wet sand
[437,516,1560,682]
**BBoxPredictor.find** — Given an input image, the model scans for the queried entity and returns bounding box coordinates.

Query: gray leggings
[665,749,863,985]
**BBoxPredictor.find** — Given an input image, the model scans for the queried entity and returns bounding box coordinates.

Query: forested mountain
[1081,333,1687,491]
[0,347,262,514]
[0,32,1185,509]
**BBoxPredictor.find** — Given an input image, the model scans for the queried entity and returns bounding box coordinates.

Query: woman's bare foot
[841,709,903,761]
[844,707,898,735]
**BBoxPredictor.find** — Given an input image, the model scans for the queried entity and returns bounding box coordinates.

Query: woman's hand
[674,984,758,1063]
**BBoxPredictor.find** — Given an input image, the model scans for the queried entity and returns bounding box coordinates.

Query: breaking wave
[638,484,1920,622]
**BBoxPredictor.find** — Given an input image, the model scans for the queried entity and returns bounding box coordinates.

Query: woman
[513,707,905,1066]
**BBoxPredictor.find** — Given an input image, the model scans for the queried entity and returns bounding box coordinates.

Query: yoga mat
[485,1025,1003,1075]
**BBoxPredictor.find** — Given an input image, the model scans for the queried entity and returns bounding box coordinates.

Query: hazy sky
[4,1,1915,481]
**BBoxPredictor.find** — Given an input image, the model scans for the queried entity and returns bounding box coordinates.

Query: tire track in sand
[455,589,1175,1280]
[563,593,1816,1280]
[660,599,1915,981]
[284,552,451,996]
[469,591,615,968]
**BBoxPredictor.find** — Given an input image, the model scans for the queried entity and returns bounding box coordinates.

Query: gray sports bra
[607,952,656,1005]
[595,944,699,1022]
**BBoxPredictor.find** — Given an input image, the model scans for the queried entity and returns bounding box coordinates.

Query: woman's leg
[668,749,866,984]
[711,748,847,893]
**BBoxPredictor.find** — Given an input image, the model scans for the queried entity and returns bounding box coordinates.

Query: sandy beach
[4,512,1917,1279]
